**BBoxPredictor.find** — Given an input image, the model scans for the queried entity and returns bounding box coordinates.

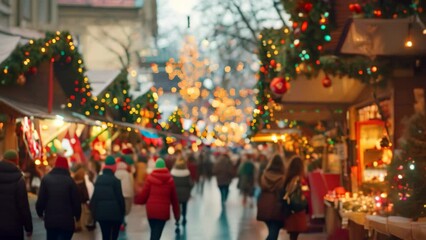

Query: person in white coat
[115,160,134,230]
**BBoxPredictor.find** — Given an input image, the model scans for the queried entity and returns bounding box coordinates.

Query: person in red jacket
[135,158,180,240]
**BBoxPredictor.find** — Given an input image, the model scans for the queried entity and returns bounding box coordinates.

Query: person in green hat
[135,158,180,240]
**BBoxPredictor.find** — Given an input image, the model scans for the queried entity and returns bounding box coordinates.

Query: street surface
[30,179,326,240]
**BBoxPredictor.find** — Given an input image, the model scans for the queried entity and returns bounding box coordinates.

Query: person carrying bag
[281,156,308,240]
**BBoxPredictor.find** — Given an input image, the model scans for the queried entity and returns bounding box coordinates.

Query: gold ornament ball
[17,74,26,85]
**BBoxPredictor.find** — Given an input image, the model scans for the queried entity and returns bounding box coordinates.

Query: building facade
[57,0,157,71]
[0,0,58,37]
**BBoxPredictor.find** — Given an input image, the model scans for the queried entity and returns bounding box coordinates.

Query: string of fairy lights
[250,0,424,134]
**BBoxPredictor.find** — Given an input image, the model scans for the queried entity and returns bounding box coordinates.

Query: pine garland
[0,31,94,114]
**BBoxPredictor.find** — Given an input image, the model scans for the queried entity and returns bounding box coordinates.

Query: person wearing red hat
[36,156,81,240]
[0,150,33,240]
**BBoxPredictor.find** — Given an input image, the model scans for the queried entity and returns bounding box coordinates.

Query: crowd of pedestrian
[0,144,309,240]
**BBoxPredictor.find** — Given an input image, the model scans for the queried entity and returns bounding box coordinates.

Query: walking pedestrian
[213,154,235,204]
[171,158,193,228]
[0,150,33,240]
[71,164,90,232]
[135,158,180,240]
[36,156,81,240]
[186,152,199,183]
[135,148,148,189]
[282,156,308,240]
[90,156,125,240]
[237,152,256,207]
[256,155,286,240]
[115,157,134,231]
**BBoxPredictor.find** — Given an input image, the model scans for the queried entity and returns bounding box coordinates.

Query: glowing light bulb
[405,39,413,48]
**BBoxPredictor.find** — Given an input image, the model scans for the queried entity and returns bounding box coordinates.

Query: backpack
[281,178,308,216]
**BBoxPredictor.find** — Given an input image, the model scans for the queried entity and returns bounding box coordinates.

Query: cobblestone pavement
[30,179,326,240]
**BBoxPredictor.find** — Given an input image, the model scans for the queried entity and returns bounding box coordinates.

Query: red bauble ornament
[28,66,38,75]
[349,3,362,14]
[303,3,313,13]
[17,74,26,86]
[65,56,72,64]
[322,75,332,88]
[270,77,289,95]
[270,60,277,69]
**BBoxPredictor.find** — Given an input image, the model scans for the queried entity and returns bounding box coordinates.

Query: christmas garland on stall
[0,31,162,125]
[250,0,423,134]
[133,89,163,130]
[94,69,136,122]
[165,108,184,134]
[0,31,94,114]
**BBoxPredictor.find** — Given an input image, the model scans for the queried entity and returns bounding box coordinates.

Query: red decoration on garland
[28,66,38,75]
[270,77,290,95]
[322,75,332,88]
[303,3,313,13]
[301,21,309,32]
[65,56,72,64]
[270,60,277,69]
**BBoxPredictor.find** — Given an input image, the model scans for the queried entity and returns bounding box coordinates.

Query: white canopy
[85,70,121,97]
[0,32,21,64]
[341,18,426,56]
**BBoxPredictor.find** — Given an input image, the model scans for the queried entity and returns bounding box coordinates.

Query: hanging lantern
[270,77,290,95]
[322,75,332,88]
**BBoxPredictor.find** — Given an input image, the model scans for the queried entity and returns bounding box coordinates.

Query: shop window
[1,0,10,7]
[38,0,52,25]
[16,0,32,27]
[356,120,392,185]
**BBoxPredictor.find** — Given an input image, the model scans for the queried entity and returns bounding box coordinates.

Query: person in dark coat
[0,150,33,240]
[237,153,256,207]
[256,155,286,240]
[171,158,193,227]
[36,155,81,240]
[135,158,180,240]
[90,156,125,240]
[213,154,235,204]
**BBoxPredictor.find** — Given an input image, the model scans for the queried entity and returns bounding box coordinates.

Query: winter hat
[55,156,69,169]
[103,155,116,172]
[174,158,187,170]
[105,155,116,165]
[122,155,134,165]
[122,148,133,155]
[3,150,18,164]
[155,158,166,169]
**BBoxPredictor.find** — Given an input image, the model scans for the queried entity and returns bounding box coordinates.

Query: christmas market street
[29,179,327,240]
[1,1,426,240]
